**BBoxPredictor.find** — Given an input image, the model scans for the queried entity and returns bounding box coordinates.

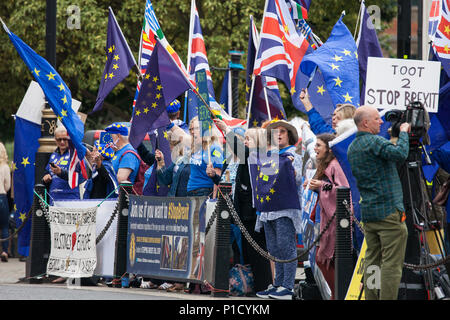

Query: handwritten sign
[365,57,441,113]
[47,206,98,278]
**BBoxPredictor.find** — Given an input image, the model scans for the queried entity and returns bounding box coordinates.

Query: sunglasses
[55,138,69,142]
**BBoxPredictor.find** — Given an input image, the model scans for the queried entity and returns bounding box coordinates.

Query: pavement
[0,257,306,300]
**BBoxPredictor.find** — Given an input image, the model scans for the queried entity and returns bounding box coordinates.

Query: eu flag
[249,152,301,212]
[13,116,41,257]
[129,40,192,149]
[2,21,86,160]
[300,15,360,108]
[92,7,137,113]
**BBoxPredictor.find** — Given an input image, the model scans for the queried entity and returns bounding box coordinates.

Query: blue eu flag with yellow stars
[92,7,137,113]
[129,40,192,149]
[2,20,86,160]
[300,14,360,108]
[249,152,301,212]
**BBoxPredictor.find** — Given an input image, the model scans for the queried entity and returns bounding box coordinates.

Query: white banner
[53,199,118,277]
[365,57,441,113]
[47,206,98,278]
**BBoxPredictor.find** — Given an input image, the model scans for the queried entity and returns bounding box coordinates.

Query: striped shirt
[347,131,409,222]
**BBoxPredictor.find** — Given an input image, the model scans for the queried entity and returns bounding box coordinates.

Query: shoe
[158,282,173,290]
[256,284,278,299]
[1,252,8,262]
[167,283,185,292]
[140,281,158,289]
[51,277,67,284]
[268,286,293,300]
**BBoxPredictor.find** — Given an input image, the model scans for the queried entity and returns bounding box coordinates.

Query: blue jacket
[157,155,190,197]
[307,108,334,135]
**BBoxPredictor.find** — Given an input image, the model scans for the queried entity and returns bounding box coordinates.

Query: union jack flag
[68,140,88,189]
[429,0,450,77]
[253,0,309,96]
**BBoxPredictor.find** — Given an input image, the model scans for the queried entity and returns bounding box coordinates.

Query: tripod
[399,138,448,300]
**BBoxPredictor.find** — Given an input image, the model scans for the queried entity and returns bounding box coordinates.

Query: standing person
[42,126,82,201]
[83,137,119,199]
[105,123,140,184]
[0,142,11,262]
[347,105,410,300]
[187,117,223,198]
[253,120,303,300]
[304,133,351,299]
[166,99,189,133]
[212,119,273,294]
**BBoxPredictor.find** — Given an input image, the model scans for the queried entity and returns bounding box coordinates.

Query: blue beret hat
[105,122,129,135]
[166,99,181,113]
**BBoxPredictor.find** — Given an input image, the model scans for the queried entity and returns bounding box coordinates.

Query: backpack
[119,150,149,195]
[229,264,254,296]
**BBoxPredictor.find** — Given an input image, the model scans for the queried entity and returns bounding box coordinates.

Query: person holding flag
[42,126,84,201]
[251,119,303,300]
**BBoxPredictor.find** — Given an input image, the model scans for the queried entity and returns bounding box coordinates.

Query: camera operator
[347,105,410,300]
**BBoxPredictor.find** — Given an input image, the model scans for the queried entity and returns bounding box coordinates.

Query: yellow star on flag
[269,188,275,194]
[342,92,353,102]
[143,107,149,114]
[151,102,158,108]
[19,212,27,222]
[342,49,351,56]
[58,83,65,91]
[333,77,343,87]
[290,87,296,95]
[145,74,150,80]
[113,54,120,61]
[330,63,340,71]
[112,64,119,70]
[135,110,141,116]
[253,119,258,127]
[153,76,159,83]
[163,131,169,140]
[157,84,162,91]
[21,157,30,167]
[46,72,56,81]
[317,85,326,95]
[156,93,162,99]
[11,162,17,172]
[61,109,68,117]
[61,95,68,104]
[266,195,271,201]
[33,68,40,77]
[332,55,343,62]
[109,73,115,79]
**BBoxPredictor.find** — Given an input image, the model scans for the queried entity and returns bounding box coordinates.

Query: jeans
[0,194,10,253]
[187,188,212,197]
[263,217,297,290]
[363,210,408,300]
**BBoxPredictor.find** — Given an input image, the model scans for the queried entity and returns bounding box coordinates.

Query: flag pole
[184,0,196,123]
[245,74,257,127]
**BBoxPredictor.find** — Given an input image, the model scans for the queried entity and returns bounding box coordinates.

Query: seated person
[42,126,83,201]
[83,133,119,199]
[105,122,140,184]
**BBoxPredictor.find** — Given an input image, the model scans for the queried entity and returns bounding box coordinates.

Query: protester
[303,133,351,299]
[166,99,189,133]
[300,88,356,135]
[213,119,273,294]
[106,123,140,184]
[347,105,410,300]
[83,136,119,199]
[42,126,82,201]
[0,142,11,262]
[156,127,191,197]
[187,116,223,198]
[253,119,303,300]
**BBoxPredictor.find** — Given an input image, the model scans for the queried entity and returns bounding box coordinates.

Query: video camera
[385,101,428,141]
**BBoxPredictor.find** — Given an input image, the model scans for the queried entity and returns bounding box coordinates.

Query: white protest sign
[47,206,98,278]
[365,57,441,113]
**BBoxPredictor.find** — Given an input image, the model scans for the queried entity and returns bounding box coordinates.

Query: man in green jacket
[348,105,410,300]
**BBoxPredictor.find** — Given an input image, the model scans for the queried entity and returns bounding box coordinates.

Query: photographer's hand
[399,122,410,133]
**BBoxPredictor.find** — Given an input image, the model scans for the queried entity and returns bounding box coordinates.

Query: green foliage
[0,0,396,142]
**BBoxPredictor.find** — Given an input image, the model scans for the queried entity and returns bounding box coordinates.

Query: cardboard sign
[365,57,441,113]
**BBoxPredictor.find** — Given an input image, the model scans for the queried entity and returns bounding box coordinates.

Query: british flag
[429,0,450,77]
[68,140,88,189]
[253,0,309,96]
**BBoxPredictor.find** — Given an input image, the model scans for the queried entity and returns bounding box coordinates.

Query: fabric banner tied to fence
[46,206,98,278]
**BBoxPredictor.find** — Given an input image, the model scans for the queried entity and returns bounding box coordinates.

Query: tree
[0,0,396,141]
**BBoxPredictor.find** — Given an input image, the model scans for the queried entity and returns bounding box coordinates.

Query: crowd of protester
[12,89,447,300]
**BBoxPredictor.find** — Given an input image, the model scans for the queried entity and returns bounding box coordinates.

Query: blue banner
[127,195,207,282]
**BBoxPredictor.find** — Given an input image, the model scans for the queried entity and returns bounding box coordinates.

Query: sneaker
[268,286,293,300]
[256,284,278,299]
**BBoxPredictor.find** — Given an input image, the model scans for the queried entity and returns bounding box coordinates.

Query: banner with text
[127,195,208,282]
[365,57,441,113]
[47,206,98,278]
